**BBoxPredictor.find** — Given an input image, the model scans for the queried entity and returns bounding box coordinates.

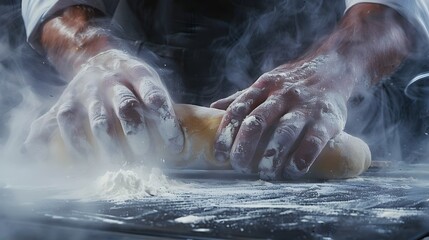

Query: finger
[210,90,244,110]
[111,84,150,155]
[56,101,93,160]
[229,95,287,173]
[258,112,307,180]
[283,124,331,179]
[23,110,58,156]
[214,87,268,162]
[136,79,184,153]
[87,96,122,161]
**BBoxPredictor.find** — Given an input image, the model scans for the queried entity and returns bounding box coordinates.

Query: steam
[345,59,429,163]
[223,0,345,89]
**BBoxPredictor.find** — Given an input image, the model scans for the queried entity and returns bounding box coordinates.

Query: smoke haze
[0,0,427,190]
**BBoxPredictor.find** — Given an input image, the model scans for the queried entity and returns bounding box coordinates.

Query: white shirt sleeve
[345,0,429,41]
[22,0,106,52]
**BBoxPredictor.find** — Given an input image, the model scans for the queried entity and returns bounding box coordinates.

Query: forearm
[312,3,413,94]
[40,5,116,79]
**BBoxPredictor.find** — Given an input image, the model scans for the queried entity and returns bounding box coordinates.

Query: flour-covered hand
[24,50,183,161]
[212,2,413,180]
[212,56,349,179]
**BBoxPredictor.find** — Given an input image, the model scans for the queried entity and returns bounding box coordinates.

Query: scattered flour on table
[174,215,216,224]
[373,209,424,220]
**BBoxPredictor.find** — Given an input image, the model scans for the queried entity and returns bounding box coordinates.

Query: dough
[306,131,371,179]
[47,104,371,179]
[166,104,371,179]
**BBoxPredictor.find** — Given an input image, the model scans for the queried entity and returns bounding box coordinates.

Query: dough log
[48,104,371,179]
[166,104,371,179]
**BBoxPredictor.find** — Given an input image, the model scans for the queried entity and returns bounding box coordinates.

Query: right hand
[24,49,183,163]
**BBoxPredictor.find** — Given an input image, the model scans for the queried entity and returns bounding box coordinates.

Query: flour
[217,119,239,148]
[174,215,216,224]
[242,115,258,126]
[91,167,182,202]
[281,112,297,121]
[373,209,424,220]
[230,102,247,114]
[269,55,327,82]
[156,104,183,153]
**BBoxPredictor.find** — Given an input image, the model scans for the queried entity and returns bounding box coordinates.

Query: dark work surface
[0,165,428,240]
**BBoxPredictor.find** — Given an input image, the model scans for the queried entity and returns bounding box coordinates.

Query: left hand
[211,56,349,180]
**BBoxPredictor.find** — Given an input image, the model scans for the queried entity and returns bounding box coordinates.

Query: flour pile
[90,167,182,202]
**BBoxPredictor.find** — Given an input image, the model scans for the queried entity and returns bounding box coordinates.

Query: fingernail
[284,159,308,179]
[230,149,252,174]
[258,156,275,181]
[293,158,308,171]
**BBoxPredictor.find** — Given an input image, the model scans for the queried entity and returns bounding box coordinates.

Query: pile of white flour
[86,167,183,202]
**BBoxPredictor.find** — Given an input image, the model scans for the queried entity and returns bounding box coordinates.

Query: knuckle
[246,87,262,96]
[130,65,152,76]
[118,98,140,119]
[103,73,123,86]
[131,65,159,79]
[313,126,329,139]
[56,105,77,122]
[274,87,302,104]
[286,86,304,101]
[119,97,139,109]
[239,88,257,99]
[242,114,266,132]
[318,100,336,116]
[90,115,109,133]
[228,102,248,117]
[257,73,272,83]
[254,75,273,88]
[115,86,137,104]
[143,88,167,108]
[263,95,283,112]
[304,135,325,149]
[280,112,299,122]
[317,100,347,129]
[276,123,299,140]
[82,82,99,96]
[259,71,285,82]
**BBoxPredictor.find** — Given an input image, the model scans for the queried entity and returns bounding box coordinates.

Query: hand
[212,56,348,179]
[24,49,183,163]
[211,2,413,180]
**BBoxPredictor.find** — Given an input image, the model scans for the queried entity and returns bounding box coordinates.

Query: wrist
[40,5,118,79]
[277,54,355,100]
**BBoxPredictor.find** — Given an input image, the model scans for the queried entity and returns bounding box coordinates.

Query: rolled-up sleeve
[345,0,429,41]
[22,0,106,51]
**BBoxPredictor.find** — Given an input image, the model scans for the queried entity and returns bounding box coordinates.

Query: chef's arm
[212,3,416,179]
[25,4,185,159]
[315,3,414,86]
[39,5,115,80]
